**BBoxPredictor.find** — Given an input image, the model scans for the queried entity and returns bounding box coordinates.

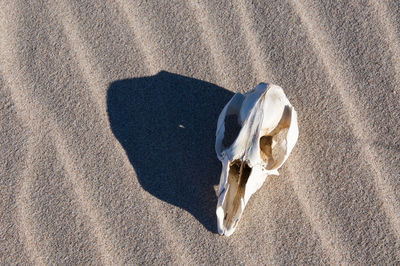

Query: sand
[1,0,400,264]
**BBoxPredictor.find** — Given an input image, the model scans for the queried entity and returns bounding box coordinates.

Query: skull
[215,83,299,236]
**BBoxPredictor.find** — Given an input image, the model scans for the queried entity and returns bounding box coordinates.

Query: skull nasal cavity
[222,115,242,148]
[229,160,252,187]
[239,162,251,188]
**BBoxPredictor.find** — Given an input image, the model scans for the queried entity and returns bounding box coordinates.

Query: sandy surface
[1,0,400,264]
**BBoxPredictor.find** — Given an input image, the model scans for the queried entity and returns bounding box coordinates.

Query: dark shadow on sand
[107,71,234,233]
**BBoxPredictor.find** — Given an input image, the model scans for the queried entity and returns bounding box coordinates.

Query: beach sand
[1,0,400,264]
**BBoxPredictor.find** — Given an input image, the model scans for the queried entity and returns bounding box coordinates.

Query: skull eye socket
[222,115,242,149]
[260,135,273,165]
[216,93,244,156]
[260,106,292,170]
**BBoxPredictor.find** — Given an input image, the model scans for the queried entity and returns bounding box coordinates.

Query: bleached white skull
[215,83,299,236]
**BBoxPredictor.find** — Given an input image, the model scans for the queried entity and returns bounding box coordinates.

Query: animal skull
[215,83,298,236]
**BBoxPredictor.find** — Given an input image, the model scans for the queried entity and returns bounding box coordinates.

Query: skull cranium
[215,83,299,236]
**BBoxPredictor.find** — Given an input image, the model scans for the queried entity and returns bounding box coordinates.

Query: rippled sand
[1,1,400,264]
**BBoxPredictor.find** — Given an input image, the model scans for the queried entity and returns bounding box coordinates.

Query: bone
[215,83,299,236]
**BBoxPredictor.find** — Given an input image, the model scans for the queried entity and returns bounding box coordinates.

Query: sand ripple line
[234,0,272,82]
[114,0,162,73]
[2,62,116,265]
[15,133,46,266]
[187,1,238,89]
[0,8,47,264]
[370,1,400,93]
[90,2,191,263]
[53,134,117,265]
[291,0,400,239]
[17,78,116,265]
[1,9,118,265]
[47,5,160,257]
[233,2,341,261]
[1,84,46,265]
[286,165,351,265]
[49,1,107,114]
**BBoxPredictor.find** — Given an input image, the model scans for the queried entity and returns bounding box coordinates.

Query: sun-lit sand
[1,1,400,264]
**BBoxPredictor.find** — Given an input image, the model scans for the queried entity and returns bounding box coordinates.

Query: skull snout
[217,160,251,235]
